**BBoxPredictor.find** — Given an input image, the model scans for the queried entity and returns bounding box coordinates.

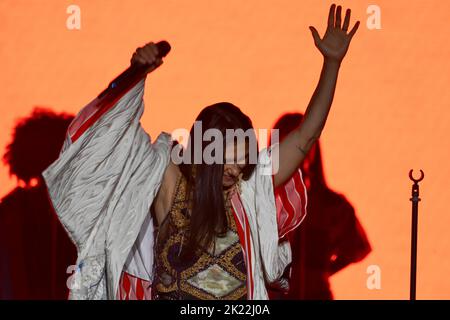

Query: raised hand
[309,4,360,63]
[130,42,164,73]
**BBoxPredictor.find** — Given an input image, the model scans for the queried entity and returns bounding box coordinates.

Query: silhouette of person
[268,112,372,300]
[0,108,77,299]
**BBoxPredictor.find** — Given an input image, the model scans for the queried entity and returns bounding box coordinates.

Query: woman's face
[223,140,248,188]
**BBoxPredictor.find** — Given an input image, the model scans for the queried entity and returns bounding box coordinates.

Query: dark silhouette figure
[0,108,77,299]
[269,113,371,299]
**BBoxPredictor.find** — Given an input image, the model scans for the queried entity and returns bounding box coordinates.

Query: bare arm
[152,160,181,226]
[274,4,360,187]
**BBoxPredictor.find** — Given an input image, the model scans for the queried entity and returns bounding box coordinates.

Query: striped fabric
[230,192,255,300]
[274,168,308,239]
[117,272,152,300]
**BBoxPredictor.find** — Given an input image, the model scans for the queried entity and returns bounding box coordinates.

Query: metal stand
[409,169,424,300]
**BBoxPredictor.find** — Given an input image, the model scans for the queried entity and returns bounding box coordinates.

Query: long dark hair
[178,102,256,258]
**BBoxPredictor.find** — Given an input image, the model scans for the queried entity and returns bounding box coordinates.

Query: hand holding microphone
[130,41,170,73]
[98,40,171,99]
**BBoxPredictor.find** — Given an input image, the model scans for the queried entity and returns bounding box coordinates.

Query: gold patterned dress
[152,173,247,300]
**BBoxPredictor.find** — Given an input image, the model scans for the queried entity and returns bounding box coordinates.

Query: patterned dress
[152,173,247,300]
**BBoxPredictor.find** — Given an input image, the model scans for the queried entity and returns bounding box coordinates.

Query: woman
[42,4,359,300]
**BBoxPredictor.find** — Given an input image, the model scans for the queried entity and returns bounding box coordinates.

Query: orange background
[1,0,449,299]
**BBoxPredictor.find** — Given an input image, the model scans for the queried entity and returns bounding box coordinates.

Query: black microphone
[97,40,171,99]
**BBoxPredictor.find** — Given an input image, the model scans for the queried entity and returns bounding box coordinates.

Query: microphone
[97,40,171,99]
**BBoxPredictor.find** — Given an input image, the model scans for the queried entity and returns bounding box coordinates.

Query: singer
[42,4,359,300]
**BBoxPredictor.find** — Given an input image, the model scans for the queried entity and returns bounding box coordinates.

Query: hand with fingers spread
[309,4,360,63]
[274,4,360,188]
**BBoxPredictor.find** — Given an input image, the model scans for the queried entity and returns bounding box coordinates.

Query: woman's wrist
[323,57,342,69]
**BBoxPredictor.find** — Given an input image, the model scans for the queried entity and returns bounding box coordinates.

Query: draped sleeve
[251,145,308,284]
[42,77,171,299]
